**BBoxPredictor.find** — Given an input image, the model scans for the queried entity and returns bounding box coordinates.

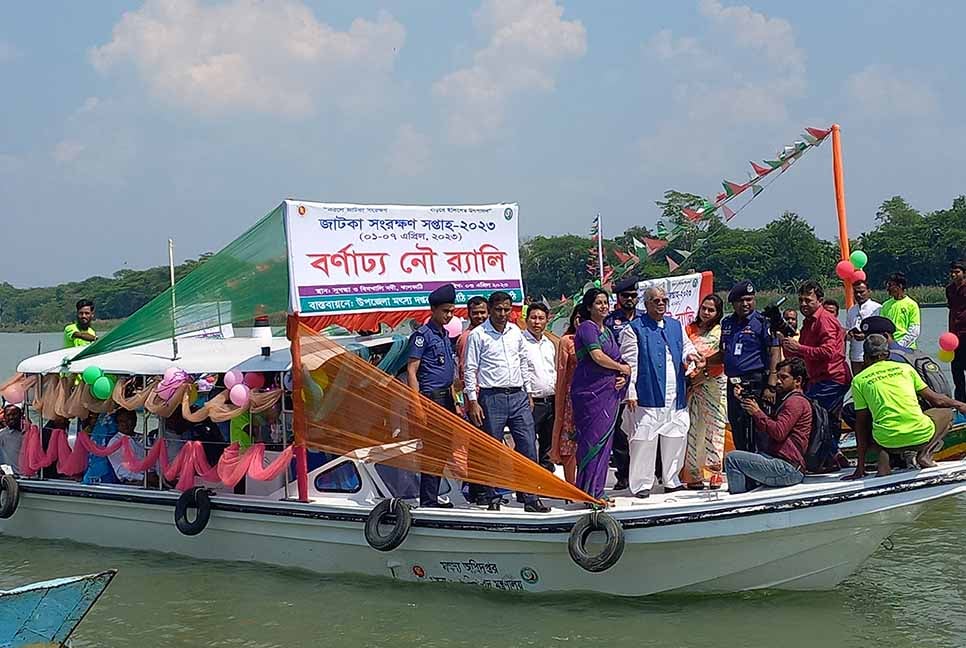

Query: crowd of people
[407,260,966,509]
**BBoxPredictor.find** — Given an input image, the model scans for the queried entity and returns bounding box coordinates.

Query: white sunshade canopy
[17,334,398,376]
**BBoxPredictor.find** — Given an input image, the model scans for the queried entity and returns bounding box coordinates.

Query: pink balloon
[229,383,250,407]
[2,384,24,405]
[835,260,856,281]
[224,370,243,389]
[852,269,866,282]
[444,316,464,338]
[940,332,960,352]
[163,366,181,381]
[243,372,265,389]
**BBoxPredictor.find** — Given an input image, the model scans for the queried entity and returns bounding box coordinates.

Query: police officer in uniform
[720,280,780,452]
[406,284,458,508]
[604,275,639,490]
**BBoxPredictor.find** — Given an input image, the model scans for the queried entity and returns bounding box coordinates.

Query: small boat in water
[0,570,116,647]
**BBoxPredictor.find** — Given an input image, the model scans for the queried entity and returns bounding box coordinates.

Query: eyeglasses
[649,297,669,304]
[619,292,638,299]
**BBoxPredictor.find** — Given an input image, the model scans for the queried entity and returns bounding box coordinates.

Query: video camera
[762,296,797,338]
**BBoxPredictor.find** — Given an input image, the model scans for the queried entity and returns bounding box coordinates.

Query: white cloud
[52,140,85,164]
[433,0,586,145]
[90,0,405,117]
[639,1,809,173]
[846,65,939,120]
[385,124,431,177]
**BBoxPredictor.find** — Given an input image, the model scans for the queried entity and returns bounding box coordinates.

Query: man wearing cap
[406,283,459,508]
[947,260,966,400]
[604,275,639,490]
[845,334,966,480]
[857,316,909,363]
[720,280,780,452]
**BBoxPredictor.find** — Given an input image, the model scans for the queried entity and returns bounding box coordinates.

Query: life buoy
[0,474,19,519]
[568,511,624,572]
[364,498,412,551]
[174,487,211,536]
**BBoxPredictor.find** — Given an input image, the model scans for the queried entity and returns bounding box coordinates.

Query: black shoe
[487,500,501,511]
[663,485,686,493]
[614,479,629,491]
[524,499,551,513]
[634,490,651,499]
[421,501,454,509]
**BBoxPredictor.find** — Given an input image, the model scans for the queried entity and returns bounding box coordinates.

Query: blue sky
[2,0,964,287]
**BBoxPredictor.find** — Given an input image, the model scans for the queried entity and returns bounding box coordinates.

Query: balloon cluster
[835,250,869,283]
[223,370,265,408]
[938,332,960,363]
[82,366,115,400]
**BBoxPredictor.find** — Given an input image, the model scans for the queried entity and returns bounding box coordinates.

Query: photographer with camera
[720,281,781,452]
[779,281,851,469]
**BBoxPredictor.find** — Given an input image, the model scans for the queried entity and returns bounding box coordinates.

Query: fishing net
[291,320,595,504]
[72,205,289,362]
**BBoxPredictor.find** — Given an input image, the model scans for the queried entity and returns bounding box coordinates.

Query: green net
[72,205,289,362]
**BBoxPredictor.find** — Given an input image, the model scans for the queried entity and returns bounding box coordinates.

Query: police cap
[614,276,640,295]
[859,315,896,336]
[428,283,456,307]
[728,280,755,303]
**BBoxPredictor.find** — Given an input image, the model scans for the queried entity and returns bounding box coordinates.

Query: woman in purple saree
[570,288,630,501]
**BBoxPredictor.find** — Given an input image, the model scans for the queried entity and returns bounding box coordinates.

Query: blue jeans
[479,388,538,505]
[806,380,849,451]
[725,450,804,494]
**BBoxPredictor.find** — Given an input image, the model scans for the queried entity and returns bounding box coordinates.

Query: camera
[762,296,796,338]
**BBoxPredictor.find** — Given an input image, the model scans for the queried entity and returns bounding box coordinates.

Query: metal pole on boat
[595,212,605,288]
[168,238,180,361]
[831,124,853,309]
[142,398,150,490]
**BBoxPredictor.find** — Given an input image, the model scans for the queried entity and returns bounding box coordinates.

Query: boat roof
[16,334,399,376]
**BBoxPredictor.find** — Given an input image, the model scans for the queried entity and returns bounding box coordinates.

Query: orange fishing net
[291,320,596,504]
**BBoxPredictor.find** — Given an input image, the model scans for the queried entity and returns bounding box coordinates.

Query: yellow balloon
[938,349,955,363]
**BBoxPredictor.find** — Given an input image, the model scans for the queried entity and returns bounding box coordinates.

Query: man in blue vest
[620,285,704,498]
[406,283,458,508]
[720,280,780,452]
[604,275,639,491]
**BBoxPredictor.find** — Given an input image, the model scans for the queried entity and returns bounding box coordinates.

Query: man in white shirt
[464,291,550,512]
[620,286,703,498]
[522,302,557,472]
[107,409,150,485]
[845,279,881,377]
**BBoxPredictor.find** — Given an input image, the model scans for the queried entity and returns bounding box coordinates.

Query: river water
[1,310,965,648]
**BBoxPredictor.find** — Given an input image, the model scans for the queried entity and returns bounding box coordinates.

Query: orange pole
[831,124,854,309]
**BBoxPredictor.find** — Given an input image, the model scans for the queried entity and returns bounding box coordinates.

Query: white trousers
[628,434,688,494]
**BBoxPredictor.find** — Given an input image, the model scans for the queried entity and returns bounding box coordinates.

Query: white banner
[283,200,523,316]
[635,271,714,327]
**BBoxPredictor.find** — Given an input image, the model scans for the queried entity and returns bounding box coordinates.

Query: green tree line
[1,193,962,330]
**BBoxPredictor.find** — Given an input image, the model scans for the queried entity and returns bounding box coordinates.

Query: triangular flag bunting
[681,207,703,222]
[794,140,808,152]
[667,256,680,272]
[752,184,763,197]
[722,180,747,197]
[715,192,727,203]
[764,159,782,169]
[613,249,632,264]
[805,127,831,141]
[750,161,771,176]
[656,222,669,238]
[644,237,668,256]
[723,205,736,222]
[801,132,818,145]
[674,249,692,259]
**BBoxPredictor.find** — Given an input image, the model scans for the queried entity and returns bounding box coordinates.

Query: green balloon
[91,375,113,400]
[850,250,868,270]
[594,279,602,288]
[82,365,103,386]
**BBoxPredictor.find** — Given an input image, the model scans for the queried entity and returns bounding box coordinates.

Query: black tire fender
[174,487,212,536]
[0,474,19,519]
[568,511,625,572]
[364,498,412,552]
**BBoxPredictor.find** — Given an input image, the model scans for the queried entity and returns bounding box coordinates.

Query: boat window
[314,461,362,493]
[373,464,450,499]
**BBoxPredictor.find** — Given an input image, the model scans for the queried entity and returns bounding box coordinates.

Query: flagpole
[596,212,605,287]
[168,238,179,361]
[831,124,854,309]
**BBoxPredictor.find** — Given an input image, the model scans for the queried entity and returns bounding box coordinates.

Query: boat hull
[2,468,964,597]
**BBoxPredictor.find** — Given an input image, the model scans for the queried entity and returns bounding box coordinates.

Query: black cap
[614,276,640,294]
[728,280,755,303]
[428,283,456,307]
[860,315,895,336]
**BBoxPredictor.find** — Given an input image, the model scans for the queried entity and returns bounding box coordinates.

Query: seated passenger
[165,409,226,467]
[83,413,119,485]
[845,335,966,479]
[0,405,24,474]
[107,409,156,486]
[724,358,811,494]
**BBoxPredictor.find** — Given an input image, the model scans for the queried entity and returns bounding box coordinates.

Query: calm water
[2,310,965,648]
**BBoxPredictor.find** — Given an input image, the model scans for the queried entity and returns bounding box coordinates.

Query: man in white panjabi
[620,286,704,498]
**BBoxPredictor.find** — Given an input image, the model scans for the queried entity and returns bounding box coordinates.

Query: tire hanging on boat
[568,511,624,572]
[364,498,412,551]
[0,474,19,519]
[174,487,212,536]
